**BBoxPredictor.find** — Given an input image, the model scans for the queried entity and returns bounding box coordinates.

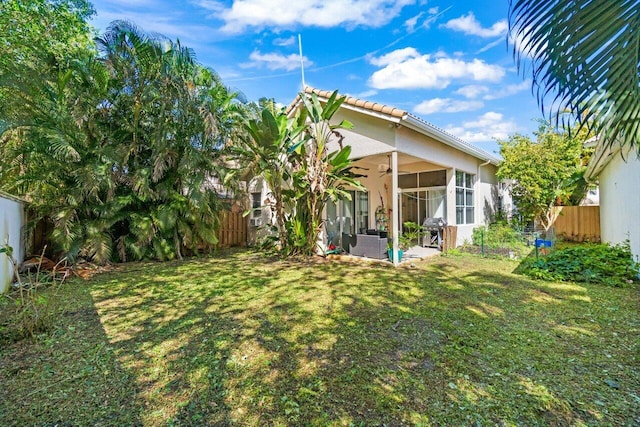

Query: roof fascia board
[584,137,622,181]
[0,190,26,203]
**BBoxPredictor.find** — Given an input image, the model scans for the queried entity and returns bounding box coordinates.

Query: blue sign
[535,239,552,248]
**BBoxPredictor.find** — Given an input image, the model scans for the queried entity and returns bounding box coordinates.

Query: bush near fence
[29,210,248,260]
[459,223,533,259]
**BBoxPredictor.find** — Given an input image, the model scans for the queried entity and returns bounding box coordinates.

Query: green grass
[1,250,638,426]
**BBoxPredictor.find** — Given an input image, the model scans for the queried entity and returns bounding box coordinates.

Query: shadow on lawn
[39,250,637,425]
[0,284,144,426]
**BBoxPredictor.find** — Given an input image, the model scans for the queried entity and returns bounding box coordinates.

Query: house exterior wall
[247,177,274,246]
[395,126,498,246]
[452,162,499,246]
[0,195,25,293]
[396,126,480,171]
[332,108,397,155]
[598,152,640,262]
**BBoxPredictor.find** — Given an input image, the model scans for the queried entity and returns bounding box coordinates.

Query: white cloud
[455,80,530,101]
[92,10,215,42]
[369,47,419,66]
[191,0,224,13]
[368,48,505,90]
[483,80,531,100]
[414,98,483,115]
[352,89,379,99]
[446,112,518,143]
[241,50,313,71]
[404,7,440,32]
[455,85,489,99]
[203,0,415,34]
[404,12,424,33]
[273,36,296,47]
[443,12,507,38]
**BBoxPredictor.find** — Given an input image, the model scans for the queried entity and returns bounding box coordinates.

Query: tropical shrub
[497,123,593,231]
[238,91,363,256]
[0,21,246,263]
[470,222,530,258]
[520,241,639,287]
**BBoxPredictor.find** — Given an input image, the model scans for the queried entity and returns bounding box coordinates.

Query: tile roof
[303,87,407,118]
[286,86,407,119]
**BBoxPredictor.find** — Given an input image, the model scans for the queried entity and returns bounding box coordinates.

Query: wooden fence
[30,210,248,256]
[550,206,600,242]
[216,210,248,247]
[442,226,458,252]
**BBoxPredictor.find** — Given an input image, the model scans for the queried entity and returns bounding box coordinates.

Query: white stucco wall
[395,126,498,246]
[455,163,499,245]
[333,108,397,150]
[598,152,640,262]
[247,177,275,246]
[0,195,25,293]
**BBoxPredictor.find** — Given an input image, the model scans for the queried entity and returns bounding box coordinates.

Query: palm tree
[509,0,640,154]
[0,20,248,263]
[96,21,246,261]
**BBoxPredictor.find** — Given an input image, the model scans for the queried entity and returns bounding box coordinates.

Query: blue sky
[90,0,544,156]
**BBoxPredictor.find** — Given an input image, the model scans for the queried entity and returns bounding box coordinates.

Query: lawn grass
[1,250,638,426]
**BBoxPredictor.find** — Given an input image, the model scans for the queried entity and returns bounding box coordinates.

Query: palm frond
[510,0,640,153]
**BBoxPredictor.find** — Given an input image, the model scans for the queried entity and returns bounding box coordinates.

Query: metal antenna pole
[298,33,306,89]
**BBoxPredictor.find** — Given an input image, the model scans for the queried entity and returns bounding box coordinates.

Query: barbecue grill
[422,217,447,250]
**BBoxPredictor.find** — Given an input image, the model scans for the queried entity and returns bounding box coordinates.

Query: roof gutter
[584,137,621,182]
[0,190,26,204]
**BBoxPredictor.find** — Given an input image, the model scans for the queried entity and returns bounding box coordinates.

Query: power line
[225,6,452,84]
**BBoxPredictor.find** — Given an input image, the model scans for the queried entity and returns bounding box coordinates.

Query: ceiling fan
[378,154,409,177]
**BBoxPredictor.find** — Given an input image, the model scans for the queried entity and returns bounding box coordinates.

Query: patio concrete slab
[326,245,440,266]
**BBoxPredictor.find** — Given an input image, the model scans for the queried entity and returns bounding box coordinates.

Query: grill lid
[422,217,447,229]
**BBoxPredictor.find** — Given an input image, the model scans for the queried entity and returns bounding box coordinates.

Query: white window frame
[251,192,262,219]
[456,171,475,225]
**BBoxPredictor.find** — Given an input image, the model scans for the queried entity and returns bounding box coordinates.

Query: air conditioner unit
[249,218,262,227]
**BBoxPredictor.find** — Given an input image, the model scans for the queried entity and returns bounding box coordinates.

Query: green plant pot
[388,248,403,262]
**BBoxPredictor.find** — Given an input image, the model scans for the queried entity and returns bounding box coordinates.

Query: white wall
[395,126,499,243]
[599,152,640,262]
[0,195,25,293]
[247,177,274,246]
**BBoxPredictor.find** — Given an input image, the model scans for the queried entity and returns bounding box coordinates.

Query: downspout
[477,160,492,226]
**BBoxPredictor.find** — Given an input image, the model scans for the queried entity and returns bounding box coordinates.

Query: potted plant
[387,221,422,262]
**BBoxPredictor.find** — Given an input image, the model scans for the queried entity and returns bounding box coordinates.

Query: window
[398,170,446,189]
[418,170,446,187]
[325,190,369,238]
[456,171,474,224]
[251,192,261,218]
[355,191,369,233]
[398,173,418,189]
